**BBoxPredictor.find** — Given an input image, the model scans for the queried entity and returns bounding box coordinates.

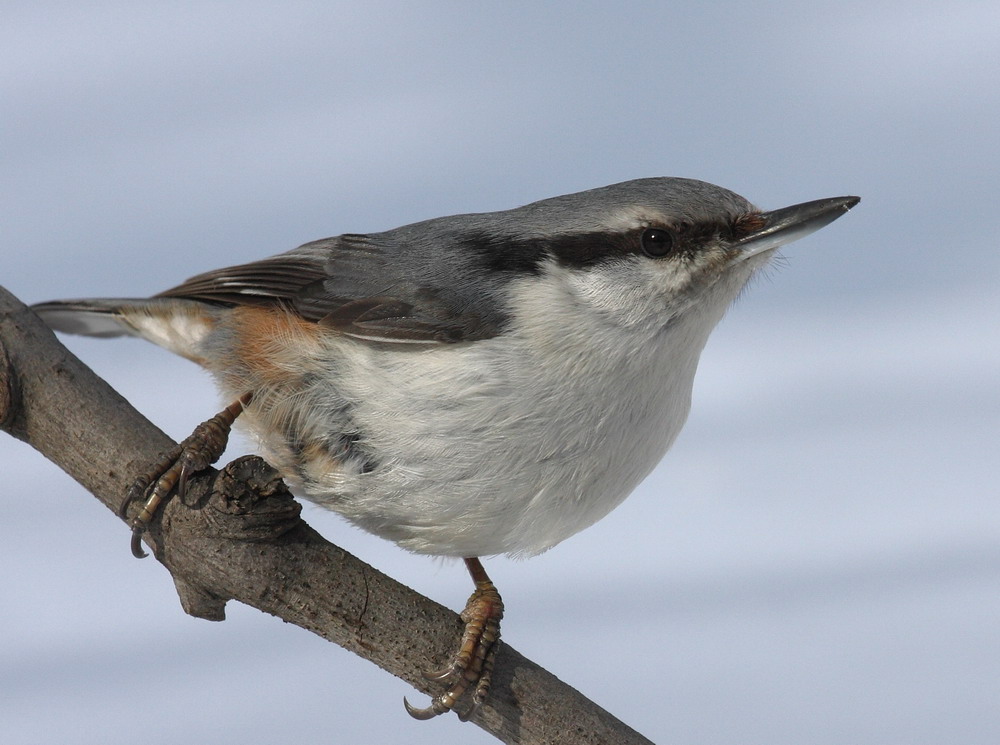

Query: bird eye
[640,227,674,258]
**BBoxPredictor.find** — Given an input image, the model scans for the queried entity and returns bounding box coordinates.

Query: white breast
[277,260,735,558]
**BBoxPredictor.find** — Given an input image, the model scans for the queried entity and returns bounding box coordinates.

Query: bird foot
[119,392,252,558]
[404,559,503,721]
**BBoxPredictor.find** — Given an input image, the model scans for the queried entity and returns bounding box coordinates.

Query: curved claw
[422,665,457,683]
[121,478,153,558]
[125,478,166,560]
[130,524,149,559]
[404,696,451,721]
[176,461,192,503]
[126,485,159,559]
[118,478,147,519]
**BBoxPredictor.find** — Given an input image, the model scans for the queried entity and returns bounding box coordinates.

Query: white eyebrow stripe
[601,206,665,231]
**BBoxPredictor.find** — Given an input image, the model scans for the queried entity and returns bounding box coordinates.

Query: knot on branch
[167,456,302,622]
[204,455,302,542]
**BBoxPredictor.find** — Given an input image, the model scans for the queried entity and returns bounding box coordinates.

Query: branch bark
[0,286,654,745]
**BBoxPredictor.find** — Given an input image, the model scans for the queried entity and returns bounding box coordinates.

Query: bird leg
[120,391,253,558]
[404,557,504,721]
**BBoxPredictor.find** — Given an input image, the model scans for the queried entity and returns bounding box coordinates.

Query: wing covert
[157,233,507,344]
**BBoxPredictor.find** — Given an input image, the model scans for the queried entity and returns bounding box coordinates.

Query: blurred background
[2,2,998,743]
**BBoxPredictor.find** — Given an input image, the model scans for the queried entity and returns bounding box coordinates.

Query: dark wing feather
[156,244,330,306]
[156,233,507,344]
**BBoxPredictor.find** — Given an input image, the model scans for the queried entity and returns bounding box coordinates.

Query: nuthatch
[34,177,859,719]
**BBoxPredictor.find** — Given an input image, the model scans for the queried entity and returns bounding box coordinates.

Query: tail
[32,298,218,363]
[32,298,148,338]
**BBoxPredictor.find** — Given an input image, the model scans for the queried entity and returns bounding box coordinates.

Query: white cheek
[560,259,683,330]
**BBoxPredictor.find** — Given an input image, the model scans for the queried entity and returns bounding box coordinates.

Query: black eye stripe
[462,220,730,271]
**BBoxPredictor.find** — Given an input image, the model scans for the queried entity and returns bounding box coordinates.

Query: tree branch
[0,286,654,745]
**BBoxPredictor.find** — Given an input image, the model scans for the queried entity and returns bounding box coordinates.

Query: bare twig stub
[0,286,654,745]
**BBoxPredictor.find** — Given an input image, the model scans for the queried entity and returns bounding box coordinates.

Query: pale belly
[229,331,697,558]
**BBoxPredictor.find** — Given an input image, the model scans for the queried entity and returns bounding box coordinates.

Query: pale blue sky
[3,2,999,743]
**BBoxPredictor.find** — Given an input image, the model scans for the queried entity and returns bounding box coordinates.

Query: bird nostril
[733,213,768,238]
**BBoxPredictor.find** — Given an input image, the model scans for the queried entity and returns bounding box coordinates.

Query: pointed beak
[733,195,860,260]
